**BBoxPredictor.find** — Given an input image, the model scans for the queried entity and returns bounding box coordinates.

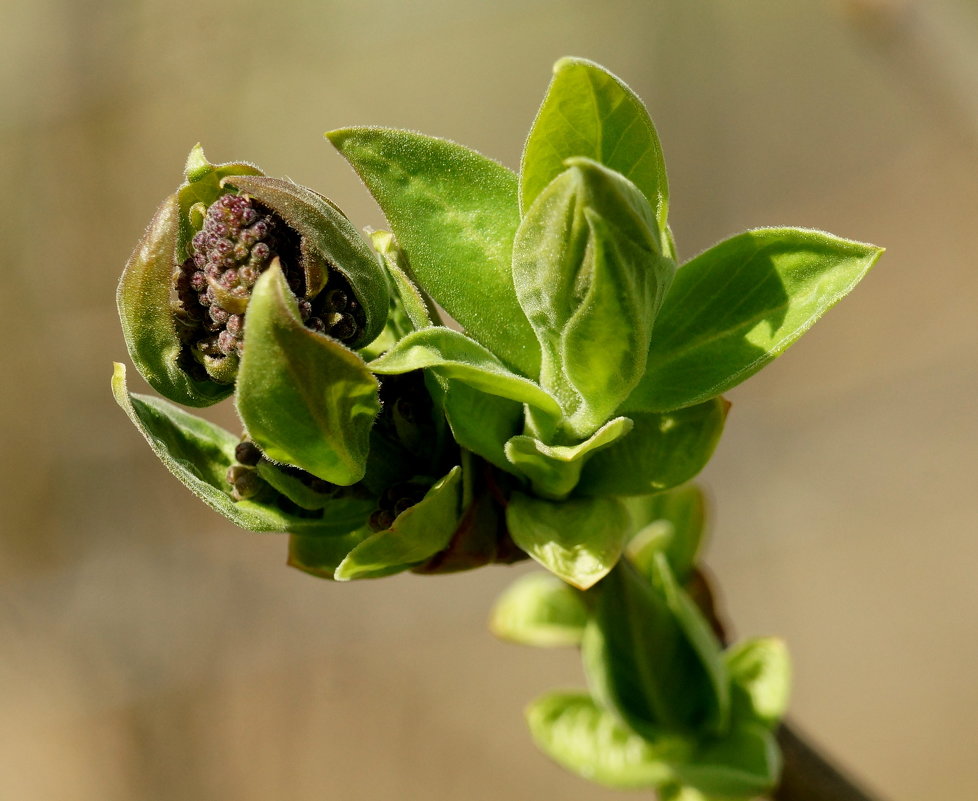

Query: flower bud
[118,145,390,406]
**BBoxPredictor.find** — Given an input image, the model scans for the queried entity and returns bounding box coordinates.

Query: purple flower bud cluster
[173,192,367,382]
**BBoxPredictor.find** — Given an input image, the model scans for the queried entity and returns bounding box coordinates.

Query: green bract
[115,57,879,801]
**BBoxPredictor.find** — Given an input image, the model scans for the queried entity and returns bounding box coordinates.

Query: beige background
[2,0,976,798]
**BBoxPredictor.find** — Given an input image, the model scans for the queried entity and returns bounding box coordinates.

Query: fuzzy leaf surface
[506,493,628,589]
[112,363,343,534]
[627,229,883,412]
[236,266,380,485]
[368,327,561,421]
[521,57,670,246]
[117,195,233,407]
[327,127,540,377]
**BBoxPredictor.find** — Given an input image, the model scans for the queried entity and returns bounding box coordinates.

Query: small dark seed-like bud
[330,313,357,341]
[369,509,396,531]
[234,440,262,466]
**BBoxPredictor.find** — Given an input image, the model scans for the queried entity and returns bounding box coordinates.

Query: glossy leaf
[236,265,380,485]
[227,175,391,348]
[623,485,706,583]
[489,572,589,647]
[506,493,628,589]
[521,57,669,246]
[117,195,233,407]
[526,692,681,789]
[368,327,562,421]
[726,638,791,728]
[577,399,727,497]
[512,159,672,436]
[582,560,724,739]
[627,229,883,412]
[112,363,339,534]
[335,466,462,580]
[504,416,633,500]
[674,723,781,799]
[327,127,540,377]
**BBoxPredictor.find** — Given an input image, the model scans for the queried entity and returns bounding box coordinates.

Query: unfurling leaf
[236,265,380,485]
[512,158,674,436]
[521,57,670,250]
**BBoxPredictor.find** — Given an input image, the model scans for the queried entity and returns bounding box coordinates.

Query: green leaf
[117,195,233,407]
[335,466,462,580]
[623,485,706,583]
[112,363,340,534]
[326,127,540,377]
[442,381,523,473]
[582,560,724,739]
[504,416,633,500]
[526,692,682,789]
[512,159,673,436]
[489,572,589,647]
[368,327,562,421]
[674,724,781,799]
[506,493,628,589]
[369,230,436,330]
[236,265,381,485]
[225,175,392,349]
[577,399,727,497]
[520,57,669,247]
[627,229,883,412]
[725,638,791,728]
[649,554,729,733]
[288,529,370,580]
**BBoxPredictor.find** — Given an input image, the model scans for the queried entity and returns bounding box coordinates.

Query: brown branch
[773,721,890,801]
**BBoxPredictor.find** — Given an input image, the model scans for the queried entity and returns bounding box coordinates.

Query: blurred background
[2,0,977,798]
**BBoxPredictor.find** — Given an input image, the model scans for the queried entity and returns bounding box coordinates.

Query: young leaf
[582,560,724,739]
[526,692,681,789]
[117,195,233,407]
[288,529,370,580]
[489,572,589,647]
[368,327,562,421]
[506,493,629,589]
[521,57,670,246]
[626,229,883,412]
[335,466,462,580]
[725,638,791,728]
[512,160,673,435]
[504,416,633,500]
[236,265,381,485]
[577,399,727,497]
[442,381,524,473]
[326,127,540,377]
[673,723,781,799]
[369,230,436,330]
[623,485,706,583]
[112,363,342,534]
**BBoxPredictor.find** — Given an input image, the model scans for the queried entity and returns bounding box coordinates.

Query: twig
[773,721,889,801]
